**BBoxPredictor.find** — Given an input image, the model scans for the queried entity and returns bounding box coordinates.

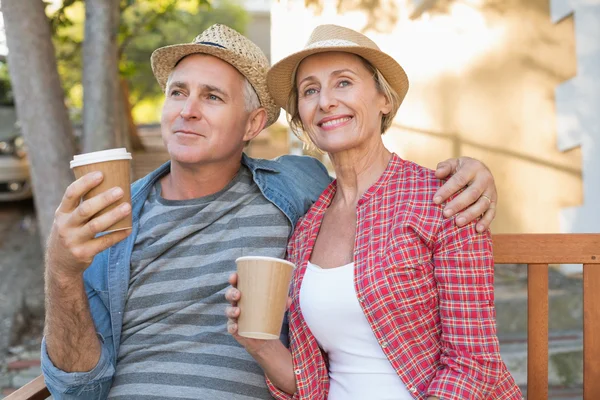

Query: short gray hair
[243,78,261,113]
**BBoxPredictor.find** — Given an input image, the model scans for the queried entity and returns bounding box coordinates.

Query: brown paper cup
[70,148,132,234]
[236,256,295,340]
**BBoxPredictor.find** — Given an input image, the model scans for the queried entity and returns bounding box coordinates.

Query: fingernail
[457,217,466,225]
[434,196,442,204]
[477,224,485,232]
[112,187,124,197]
[443,208,453,217]
[120,203,131,212]
[93,172,103,180]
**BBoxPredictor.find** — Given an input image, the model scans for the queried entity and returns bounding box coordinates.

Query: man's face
[161,54,251,167]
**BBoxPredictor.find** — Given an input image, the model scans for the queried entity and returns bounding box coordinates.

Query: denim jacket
[41,153,332,399]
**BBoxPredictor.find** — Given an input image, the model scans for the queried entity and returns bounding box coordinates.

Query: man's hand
[433,157,497,233]
[44,171,132,373]
[46,171,132,280]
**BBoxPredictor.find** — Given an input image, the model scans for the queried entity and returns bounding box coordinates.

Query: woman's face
[296,52,391,154]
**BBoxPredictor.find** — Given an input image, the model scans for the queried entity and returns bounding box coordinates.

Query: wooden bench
[6,233,600,400]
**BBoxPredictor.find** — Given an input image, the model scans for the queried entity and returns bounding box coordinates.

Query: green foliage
[49,0,248,123]
[0,59,15,106]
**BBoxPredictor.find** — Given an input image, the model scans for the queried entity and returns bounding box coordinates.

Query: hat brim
[267,46,409,111]
[151,43,280,127]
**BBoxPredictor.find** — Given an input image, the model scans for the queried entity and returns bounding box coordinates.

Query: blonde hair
[286,55,401,147]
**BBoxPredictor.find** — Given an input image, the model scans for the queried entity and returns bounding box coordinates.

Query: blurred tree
[2,0,77,247]
[0,58,14,106]
[301,0,399,32]
[83,0,121,152]
[50,0,247,127]
[122,0,248,122]
[1,0,249,243]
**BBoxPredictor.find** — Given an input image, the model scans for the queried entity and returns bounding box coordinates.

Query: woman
[226,25,521,400]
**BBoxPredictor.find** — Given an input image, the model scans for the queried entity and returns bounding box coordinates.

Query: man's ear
[243,107,268,142]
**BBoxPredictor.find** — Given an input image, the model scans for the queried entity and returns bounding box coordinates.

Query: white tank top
[299,261,413,400]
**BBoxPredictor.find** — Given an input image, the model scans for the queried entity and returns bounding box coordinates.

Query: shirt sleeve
[426,218,503,400]
[265,375,299,400]
[41,334,114,399]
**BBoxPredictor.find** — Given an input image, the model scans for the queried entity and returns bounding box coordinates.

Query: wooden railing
[6,234,600,400]
[5,375,49,400]
[493,234,600,400]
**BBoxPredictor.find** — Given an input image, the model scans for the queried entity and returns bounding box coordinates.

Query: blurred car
[0,106,32,201]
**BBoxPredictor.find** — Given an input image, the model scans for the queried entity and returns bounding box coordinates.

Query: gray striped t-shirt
[108,166,290,399]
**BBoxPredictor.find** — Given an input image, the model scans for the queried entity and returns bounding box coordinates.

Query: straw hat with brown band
[267,24,410,112]
[151,24,280,127]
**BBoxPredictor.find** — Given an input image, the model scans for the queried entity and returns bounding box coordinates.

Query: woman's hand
[225,273,297,395]
[225,272,273,355]
[434,156,497,232]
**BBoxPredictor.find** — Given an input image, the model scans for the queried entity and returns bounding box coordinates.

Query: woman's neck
[328,140,392,208]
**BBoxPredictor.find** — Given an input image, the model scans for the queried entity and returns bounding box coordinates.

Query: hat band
[195,41,227,49]
[305,39,360,50]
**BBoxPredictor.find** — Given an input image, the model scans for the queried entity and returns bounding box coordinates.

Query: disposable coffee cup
[235,256,295,340]
[70,148,133,233]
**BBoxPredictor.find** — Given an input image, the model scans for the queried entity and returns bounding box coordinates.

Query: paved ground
[0,199,44,398]
[0,337,42,398]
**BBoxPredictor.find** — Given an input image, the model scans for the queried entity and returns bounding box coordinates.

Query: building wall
[551,0,600,234]
[246,13,271,62]
[271,0,584,234]
[244,0,272,61]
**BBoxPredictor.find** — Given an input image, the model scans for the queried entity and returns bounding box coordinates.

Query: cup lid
[235,256,295,268]
[70,148,132,169]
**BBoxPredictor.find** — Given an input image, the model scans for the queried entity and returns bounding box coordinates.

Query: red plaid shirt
[267,154,522,400]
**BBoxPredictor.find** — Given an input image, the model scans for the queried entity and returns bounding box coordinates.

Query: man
[41,24,498,399]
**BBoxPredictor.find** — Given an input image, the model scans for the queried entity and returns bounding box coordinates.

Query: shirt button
[380,341,388,348]
[294,369,301,375]
[409,387,417,393]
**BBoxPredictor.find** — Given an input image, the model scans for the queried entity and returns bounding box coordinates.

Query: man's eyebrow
[166,81,230,100]
[200,84,229,99]
[298,68,358,87]
[166,80,187,91]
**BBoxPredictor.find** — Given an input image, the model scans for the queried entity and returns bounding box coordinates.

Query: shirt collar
[242,152,280,173]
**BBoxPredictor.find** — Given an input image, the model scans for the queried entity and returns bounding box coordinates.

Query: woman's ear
[243,108,268,142]
[381,94,393,116]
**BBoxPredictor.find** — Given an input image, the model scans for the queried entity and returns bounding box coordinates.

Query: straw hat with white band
[267,24,409,111]
[151,24,280,127]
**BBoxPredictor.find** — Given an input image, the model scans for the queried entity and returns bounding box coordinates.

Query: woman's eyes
[302,80,352,97]
[304,81,351,95]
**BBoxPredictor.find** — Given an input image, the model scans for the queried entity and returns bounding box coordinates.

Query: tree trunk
[116,78,131,151]
[82,0,122,152]
[2,0,77,246]
[120,78,144,151]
